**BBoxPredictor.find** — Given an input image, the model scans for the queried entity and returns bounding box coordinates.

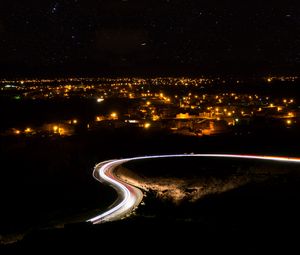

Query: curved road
[87,154,300,224]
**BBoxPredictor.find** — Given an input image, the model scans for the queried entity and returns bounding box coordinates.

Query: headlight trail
[87,154,300,224]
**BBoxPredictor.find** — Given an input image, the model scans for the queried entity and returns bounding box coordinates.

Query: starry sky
[0,0,300,77]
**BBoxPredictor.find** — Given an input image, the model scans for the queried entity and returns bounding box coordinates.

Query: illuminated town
[1,76,299,138]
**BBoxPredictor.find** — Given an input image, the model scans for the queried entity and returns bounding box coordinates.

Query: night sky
[1,0,300,77]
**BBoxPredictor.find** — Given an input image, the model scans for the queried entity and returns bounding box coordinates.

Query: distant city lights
[0,76,299,138]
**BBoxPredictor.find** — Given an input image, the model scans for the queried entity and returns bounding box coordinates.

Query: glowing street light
[25,127,32,133]
[110,112,118,120]
[58,128,64,135]
[144,123,151,129]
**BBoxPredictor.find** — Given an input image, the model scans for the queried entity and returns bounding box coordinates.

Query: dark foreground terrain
[1,127,300,253]
[2,197,299,254]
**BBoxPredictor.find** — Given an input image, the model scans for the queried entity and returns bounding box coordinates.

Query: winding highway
[87,154,300,224]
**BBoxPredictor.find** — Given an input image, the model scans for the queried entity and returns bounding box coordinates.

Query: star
[51,3,59,14]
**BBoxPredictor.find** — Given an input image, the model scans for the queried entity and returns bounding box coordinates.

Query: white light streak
[88,154,300,224]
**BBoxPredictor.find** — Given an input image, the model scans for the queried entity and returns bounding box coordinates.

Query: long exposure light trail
[87,154,300,224]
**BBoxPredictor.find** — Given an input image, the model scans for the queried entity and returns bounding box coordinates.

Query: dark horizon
[0,62,299,80]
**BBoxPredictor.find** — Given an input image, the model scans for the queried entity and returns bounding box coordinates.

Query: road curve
[87,154,300,224]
